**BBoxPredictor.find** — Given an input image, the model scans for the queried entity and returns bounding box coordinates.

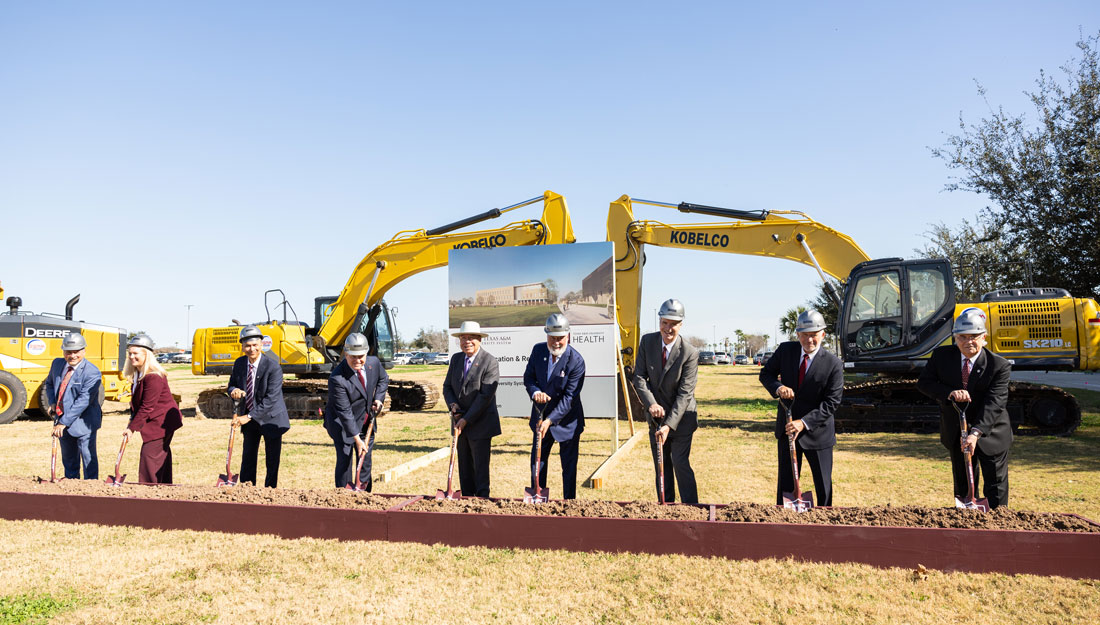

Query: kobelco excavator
[192,191,575,419]
[0,282,129,424]
[608,195,1100,435]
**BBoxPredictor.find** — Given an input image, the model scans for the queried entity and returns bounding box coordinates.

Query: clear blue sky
[2,2,1096,349]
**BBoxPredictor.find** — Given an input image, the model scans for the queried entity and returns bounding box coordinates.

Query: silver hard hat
[795,310,827,333]
[61,332,87,351]
[344,332,369,356]
[658,299,685,321]
[953,307,987,335]
[128,333,155,351]
[239,325,264,343]
[544,313,570,337]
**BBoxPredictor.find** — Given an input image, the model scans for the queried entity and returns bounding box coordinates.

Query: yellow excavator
[608,195,1100,435]
[192,191,576,419]
[0,282,130,424]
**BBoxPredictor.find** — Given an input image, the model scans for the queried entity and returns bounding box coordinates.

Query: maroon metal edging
[1,490,1097,578]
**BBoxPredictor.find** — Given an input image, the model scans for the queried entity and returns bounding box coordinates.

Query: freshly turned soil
[405,497,711,520]
[0,476,401,510]
[1,476,1096,532]
[715,502,1100,533]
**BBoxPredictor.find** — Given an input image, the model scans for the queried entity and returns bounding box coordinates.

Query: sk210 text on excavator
[0,282,130,425]
[607,195,1099,435]
[191,191,575,419]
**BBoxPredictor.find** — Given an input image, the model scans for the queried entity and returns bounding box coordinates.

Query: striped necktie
[245,363,255,413]
[55,365,74,416]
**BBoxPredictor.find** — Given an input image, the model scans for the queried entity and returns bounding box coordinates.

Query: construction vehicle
[0,282,129,425]
[607,195,1100,435]
[192,191,576,419]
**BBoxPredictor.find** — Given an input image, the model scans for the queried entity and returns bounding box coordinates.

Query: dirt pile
[407,497,710,520]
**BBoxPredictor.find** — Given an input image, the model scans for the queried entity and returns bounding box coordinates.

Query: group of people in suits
[47,332,182,484]
[47,302,1012,510]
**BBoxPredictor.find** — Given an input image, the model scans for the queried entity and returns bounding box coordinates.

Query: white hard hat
[796,310,827,333]
[344,332,369,356]
[658,299,685,321]
[544,313,570,337]
[953,307,987,335]
[61,333,87,351]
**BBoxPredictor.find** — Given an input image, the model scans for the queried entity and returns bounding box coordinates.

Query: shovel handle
[114,434,129,481]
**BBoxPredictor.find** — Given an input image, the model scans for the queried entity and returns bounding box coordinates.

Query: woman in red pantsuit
[123,334,183,483]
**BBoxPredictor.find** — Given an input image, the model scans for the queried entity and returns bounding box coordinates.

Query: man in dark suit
[918,307,1013,508]
[759,310,843,507]
[45,332,102,479]
[228,326,291,488]
[523,313,585,499]
[443,321,501,498]
[632,298,699,504]
[324,332,389,489]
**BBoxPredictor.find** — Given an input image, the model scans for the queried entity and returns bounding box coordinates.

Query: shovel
[523,405,550,504]
[779,398,814,512]
[435,407,462,500]
[49,428,64,483]
[656,423,666,505]
[951,400,990,512]
[105,433,130,487]
[346,408,377,492]
[216,420,239,487]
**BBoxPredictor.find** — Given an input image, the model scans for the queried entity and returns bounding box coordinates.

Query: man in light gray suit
[632,298,699,503]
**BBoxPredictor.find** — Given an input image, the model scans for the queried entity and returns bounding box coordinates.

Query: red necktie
[55,365,74,416]
[798,355,808,387]
[962,359,971,389]
[358,369,367,390]
[662,347,668,367]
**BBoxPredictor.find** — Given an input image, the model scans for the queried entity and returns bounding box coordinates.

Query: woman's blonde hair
[124,347,167,379]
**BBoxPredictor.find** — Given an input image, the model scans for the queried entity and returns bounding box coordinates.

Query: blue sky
[449,242,613,299]
[2,2,1096,348]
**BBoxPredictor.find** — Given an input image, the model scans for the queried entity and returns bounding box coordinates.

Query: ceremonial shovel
[49,428,64,483]
[656,421,666,505]
[435,406,462,500]
[523,404,549,504]
[216,420,239,487]
[346,408,377,492]
[951,400,990,512]
[779,398,813,512]
[105,433,130,487]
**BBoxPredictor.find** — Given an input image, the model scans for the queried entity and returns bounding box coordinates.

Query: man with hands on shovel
[760,310,843,507]
[443,321,501,498]
[918,308,1013,509]
[324,333,388,490]
[523,313,585,499]
[227,326,290,488]
[632,299,699,504]
[45,332,102,480]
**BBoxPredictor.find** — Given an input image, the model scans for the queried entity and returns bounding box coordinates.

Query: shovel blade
[782,491,814,512]
[523,486,550,504]
[217,474,238,487]
[435,489,461,501]
[105,474,126,487]
[345,482,367,492]
[955,496,990,512]
[49,476,65,484]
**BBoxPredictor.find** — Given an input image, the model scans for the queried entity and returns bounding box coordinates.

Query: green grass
[0,591,81,625]
[449,304,560,327]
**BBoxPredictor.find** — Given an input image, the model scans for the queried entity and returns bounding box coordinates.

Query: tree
[734,329,745,354]
[542,279,559,303]
[413,327,448,352]
[932,31,1100,298]
[685,335,707,349]
[805,278,843,333]
[778,306,807,340]
[916,217,1032,301]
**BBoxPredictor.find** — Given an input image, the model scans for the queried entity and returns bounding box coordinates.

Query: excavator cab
[313,296,397,368]
[839,258,955,372]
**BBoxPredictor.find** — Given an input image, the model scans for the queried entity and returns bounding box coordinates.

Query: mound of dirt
[406,497,710,521]
[714,502,1100,532]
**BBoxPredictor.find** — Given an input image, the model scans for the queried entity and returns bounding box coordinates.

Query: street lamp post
[185,304,195,348]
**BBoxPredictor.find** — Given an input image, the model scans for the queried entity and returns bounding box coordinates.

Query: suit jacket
[632,333,698,433]
[228,355,290,430]
[759,341,843,450]
[442,349,501,440]
[917,345,1013,455]
[127,373,183,442]
[45,357,102,438]
[523,343,585,442]
[324,358,388,444]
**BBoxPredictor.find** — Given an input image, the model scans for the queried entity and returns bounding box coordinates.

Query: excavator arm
[317,190,575,356]
[607,194,870,371]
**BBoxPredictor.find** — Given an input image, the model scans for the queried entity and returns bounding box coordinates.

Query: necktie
[661,347,668,367]
[245,363,255,413]
[962,359,971,389]
[358,369,367,390]
[55,365,74,416]
[463,357,472,380]
[798,354,808,387]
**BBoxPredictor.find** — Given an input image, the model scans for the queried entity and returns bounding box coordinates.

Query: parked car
[699,351,716,365]
[432,353,450,365]
[169,351,192,364]
[715,352,731,364]
[156,353,172,364]
[760,351,775,366]
[393,352,413,365]
[753,352,764,365]
[734,354,750,365]
[409,352,434,365]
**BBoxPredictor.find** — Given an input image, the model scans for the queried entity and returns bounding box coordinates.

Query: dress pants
[456,432,492,498]
[138,431,174,484]
[59,429,98,480]
[239,421,285,488]
[776,436,833,506]
[949,444,1009,509]
[530,431,580,499]
[332,424,376,489]
[649,424,698,504]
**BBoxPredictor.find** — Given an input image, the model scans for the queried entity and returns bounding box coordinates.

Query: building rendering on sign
[581,257,614,304]
[475,282,549,306]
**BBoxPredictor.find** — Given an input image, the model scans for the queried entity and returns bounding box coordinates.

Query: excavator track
[836,378,1081,436]
[196,378,439,419]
